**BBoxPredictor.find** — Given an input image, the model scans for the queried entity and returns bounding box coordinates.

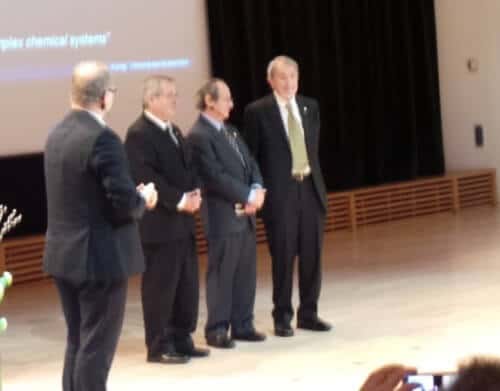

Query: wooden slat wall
[0,235,47,284]
[1,169,496,283]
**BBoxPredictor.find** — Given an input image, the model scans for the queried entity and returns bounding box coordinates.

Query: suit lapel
[296,96,313,156]
[200,115,246,168]
[143,115,187,167]
[267,96,291,152]
[230,128,249,169]
[172,125,188,167]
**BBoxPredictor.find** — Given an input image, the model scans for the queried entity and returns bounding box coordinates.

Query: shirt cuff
[177,193,188,210]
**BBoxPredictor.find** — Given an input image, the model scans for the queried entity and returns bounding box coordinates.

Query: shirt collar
[201,112,224,131]
[83,109,106,128]
[144,110,171,131]
[273,91,297,109]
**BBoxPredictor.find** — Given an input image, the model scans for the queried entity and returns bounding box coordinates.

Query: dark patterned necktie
[221,126,245,166]
[167,125,179,147]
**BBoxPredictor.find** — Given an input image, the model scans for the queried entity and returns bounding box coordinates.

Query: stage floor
[2,206,500,390]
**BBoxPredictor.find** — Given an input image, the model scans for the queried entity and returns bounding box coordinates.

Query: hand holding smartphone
[404,372,457,390]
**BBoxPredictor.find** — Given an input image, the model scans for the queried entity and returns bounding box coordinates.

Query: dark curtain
[0,153,46,237]
[206,0,444,190]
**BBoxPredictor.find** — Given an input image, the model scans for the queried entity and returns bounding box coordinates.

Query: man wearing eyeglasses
[43,61,158,391]
[125,75,208,364]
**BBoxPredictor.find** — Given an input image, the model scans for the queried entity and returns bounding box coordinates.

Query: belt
[291,172,310,182]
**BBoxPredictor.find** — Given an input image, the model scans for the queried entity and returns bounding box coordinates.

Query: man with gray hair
[243,55,331,337]
[43,61,158,390]
[125,75,208,364]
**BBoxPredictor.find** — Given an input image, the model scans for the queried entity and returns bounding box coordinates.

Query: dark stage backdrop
[206,0,444,191]
[0,153,46,237]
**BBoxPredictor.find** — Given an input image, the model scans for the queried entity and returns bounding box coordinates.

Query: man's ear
[205,94,213,109]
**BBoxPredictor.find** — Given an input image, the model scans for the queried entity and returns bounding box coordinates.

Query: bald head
[71,61,112,109]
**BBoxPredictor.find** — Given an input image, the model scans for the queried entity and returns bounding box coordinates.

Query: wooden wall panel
[1,169,496,284]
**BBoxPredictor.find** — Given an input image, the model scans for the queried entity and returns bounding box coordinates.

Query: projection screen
[0,0,211,156]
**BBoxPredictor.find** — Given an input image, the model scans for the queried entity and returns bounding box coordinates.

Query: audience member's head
[447,356,500,391]
[361,356,500,391]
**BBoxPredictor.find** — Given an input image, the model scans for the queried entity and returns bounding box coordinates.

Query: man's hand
[360,365,418,391]
[250,188,266,210]
[138,182,158,210]
[244,203,257,215]
[179,188,202,214]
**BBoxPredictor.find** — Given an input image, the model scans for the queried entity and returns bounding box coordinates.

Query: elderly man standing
[189,78,266,348]
[43,61,157,391]
[125,75,208,364]
[243,55,331,337]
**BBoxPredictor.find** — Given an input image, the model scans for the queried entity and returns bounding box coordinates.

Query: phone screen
[405,373,456,390]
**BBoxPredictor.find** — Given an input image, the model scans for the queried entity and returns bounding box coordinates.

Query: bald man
[43,61,157,391]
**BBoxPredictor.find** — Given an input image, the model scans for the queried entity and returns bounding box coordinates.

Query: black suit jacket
[125,114,198,243]
[243,94,327,222]
[188,114,263,238]
[43,110,145,283]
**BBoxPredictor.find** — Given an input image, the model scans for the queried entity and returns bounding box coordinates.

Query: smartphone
[404,373,457,390]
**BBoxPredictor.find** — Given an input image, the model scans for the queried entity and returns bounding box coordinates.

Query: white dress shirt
[273,92,304,137]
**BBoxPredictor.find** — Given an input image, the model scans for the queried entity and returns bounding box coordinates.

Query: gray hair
[196,78,223,111]
[142,75,175,109]
[71,61,111,108]
[266,55,299,79]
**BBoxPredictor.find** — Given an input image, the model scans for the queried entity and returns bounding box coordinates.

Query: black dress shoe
[177,345,210,357]
[206,332,235,349]
[297,317,332,332]
[232,329,267,342]
[147,351,190,364]
[274,322,294,337]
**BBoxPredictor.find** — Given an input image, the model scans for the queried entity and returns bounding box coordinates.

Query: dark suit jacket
[243,94,327,222]
[43,110,145,283]
[188,114,263,238]
[125,114,198,243]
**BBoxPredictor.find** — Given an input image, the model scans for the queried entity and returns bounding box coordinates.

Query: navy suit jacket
[188,114,263,238]
[43,110,145,283]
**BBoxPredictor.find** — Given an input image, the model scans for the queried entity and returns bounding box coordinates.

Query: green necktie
[286,103,309,174]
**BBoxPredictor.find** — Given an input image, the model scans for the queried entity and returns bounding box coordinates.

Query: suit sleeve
[189,130,251,204]
[125,128,183,212]
[89,129,145,223]
[237,133,263,186]
[242,105,261,163]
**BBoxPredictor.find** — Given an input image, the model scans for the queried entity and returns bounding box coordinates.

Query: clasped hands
[179,188,202,214]
[137,182,158,210]
[236,188,266,216]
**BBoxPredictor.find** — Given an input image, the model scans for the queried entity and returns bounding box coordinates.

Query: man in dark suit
[125,75,209,364]
[243,55,332,337]
[188,78,266,348]
[43,61,158,391]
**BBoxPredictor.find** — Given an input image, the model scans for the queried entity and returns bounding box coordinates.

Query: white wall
[435,0,500,173]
